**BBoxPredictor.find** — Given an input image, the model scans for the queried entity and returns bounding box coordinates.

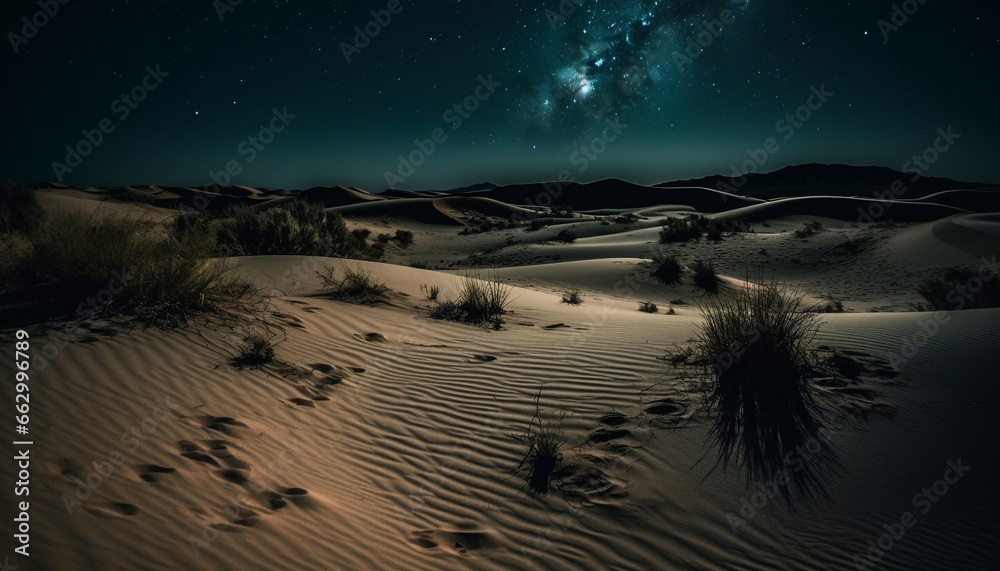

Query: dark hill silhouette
[658,163,997,200]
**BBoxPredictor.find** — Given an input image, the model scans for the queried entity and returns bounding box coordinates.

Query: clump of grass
[317,266,389,304]
[659,215,748,244]
[692,259,719,294]
[695,279,831,501]
[3,210,258,326]
[555,229,577,243]
[420,284,440,301]
[393,229,414,248]
[181,199,380,259]
[659,218,702,243]
[810,299,844,313]
[376,232,391,244]
[410,260,429,269]
[232,331,276,369]
[652,255,683,285]
[430,271,512,328]
[549,204,574,218]
[514,395,566,495]
[915,267,1000,310]
[562,288,582,305]
[639,301,658,313]
[794,220,824,239]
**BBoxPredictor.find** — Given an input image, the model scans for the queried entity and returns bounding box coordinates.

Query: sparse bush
[5,210,258,326]
[410,260,429,269]
[659,218,701,243]
[555,229,577,243]
[695,279,829,499]
[562,288,582,305]
[423,284,440,301]
[692,259,719,294]
[232,332,276,368]
[639,301,658,313]
[652,255,683,286]
[186,199,379,259]
[612,213,640,226]
[430,271,512,328]
[394,229,414,248]
[794,221,824,239]
[915,268,1000,310]
[317,266,389,304]
[514,401,566,496]
[376,233,391,244]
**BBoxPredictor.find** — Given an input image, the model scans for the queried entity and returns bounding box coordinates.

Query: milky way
[521,0,752,142]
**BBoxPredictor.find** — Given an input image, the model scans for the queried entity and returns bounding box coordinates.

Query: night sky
[2,0,998,192]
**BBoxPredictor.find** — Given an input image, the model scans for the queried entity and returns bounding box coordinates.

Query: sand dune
[2,180,998,570]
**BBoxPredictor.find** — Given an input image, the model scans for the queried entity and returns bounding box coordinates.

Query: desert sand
[2,171,999,570]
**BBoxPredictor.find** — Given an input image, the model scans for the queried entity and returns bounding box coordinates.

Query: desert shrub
[705,225,723,241]
[652,255,683,286]
[6,211,257,325]
[562,288,582,305]
[430,271,512,328]
[232,331,276,368]
[190,200,378,258]
[376,233,391,244]
[514,410,565,495]
[639,301,658,313]
[421,284,440,301]
[695,279,829,499]
[394,229,414,248]
[555,229,577,243]
[612,213,640,226]
[0,180,43,234]
[915,268,1000,310]
[317,266,389,304]
[692,259,719,294]
[659,218,701,243]
[410,260,429,269]
[794,221,824,239]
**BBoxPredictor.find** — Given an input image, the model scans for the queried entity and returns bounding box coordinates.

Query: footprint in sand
[215,469,250,485]
[589,428,631,443]
[409,529,495,557]
[137,464,177,483]
[470,354,497,362]
[210,505,261,531]
[353,332,387,343]
[597,412,628,427]
[178,440,221,466]
[543,323,569,329]
[85,502,140,518]
[200,416,247,435]
[289,398,315,407]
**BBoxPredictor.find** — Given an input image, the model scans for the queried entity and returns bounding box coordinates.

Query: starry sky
[2,0,998,191]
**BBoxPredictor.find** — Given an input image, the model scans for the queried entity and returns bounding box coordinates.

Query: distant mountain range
[655,163,995,200]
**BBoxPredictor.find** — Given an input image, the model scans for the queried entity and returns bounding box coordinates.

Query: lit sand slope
[3,256,997,570]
